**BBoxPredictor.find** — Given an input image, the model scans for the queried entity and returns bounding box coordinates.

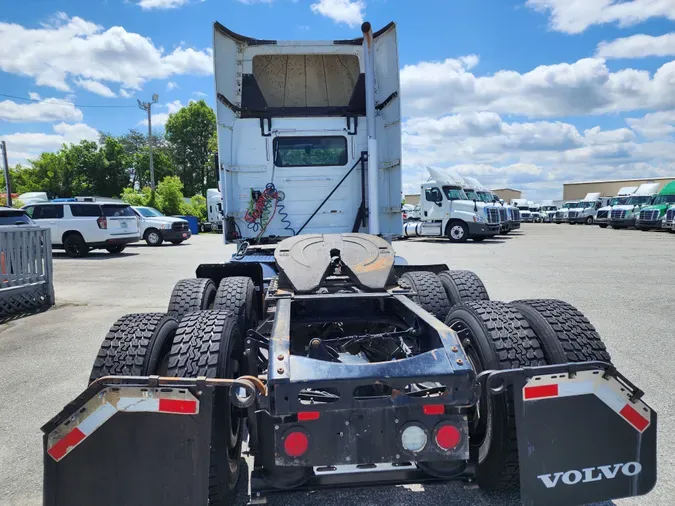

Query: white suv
[132,206,192,246]
[23,202,140,257]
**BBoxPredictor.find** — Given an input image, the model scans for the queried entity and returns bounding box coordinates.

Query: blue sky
[1,0,675,199]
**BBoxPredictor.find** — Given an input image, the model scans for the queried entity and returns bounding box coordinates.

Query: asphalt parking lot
[1,224,674,506]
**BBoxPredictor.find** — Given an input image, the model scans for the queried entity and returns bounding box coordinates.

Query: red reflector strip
[47,427,85,461]
[423,404,445,415]
[158,399,198,414]
[523,384,559,400]
[298,411,320,421]
[620,404,650,432]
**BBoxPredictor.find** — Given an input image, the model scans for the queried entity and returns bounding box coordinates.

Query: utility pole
[138,94,159,191]
[1,141,11,208]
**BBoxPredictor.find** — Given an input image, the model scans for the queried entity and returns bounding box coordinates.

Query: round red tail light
[284,431,309,457]
[435,425,461,450]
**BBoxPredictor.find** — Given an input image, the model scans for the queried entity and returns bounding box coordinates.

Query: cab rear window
[102,205,135,217]
[273,136,348,167]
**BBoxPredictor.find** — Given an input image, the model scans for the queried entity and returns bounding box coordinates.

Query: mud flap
[42,381,214,506]
[488,364,657,506]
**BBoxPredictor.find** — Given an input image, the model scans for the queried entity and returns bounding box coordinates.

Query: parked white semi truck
[608,183,660,229]
[567,193,610,225]
[553,201,578,224]
[463,176,520,233]
[202,188,223,232]
[540,201,557,223]
[403,167,501,242]
[512,199,534,222]
[595,187,637,229]
[214,22,402,242]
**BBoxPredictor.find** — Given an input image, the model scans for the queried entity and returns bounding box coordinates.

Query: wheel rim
[450,225,465,240]
[448,320,492,462]
[148,232,159,244]
[66,238,81,255]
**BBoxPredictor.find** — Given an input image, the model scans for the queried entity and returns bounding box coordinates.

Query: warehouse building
[491,188,522,202]
[404,194,420,205]
[563,177,675,200]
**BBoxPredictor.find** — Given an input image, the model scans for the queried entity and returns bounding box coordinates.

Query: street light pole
[1,141,11,208]
[138,94,159,191]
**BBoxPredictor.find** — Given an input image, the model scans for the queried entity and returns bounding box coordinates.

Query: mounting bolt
[462,339,471,347]
[451,346,459,352]
[345,421,350,426]
[456,359,464,365]
[277,367,285,374]
[277,354,284,361]
[346,456,351,462]
[394,419,399,424]
[395,454,400,459]
[247,340,251,344]
[274,425,280,430]
[310,339,320,348]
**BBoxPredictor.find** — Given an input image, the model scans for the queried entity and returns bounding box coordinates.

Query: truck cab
[403,167,501,242]
[568,192,606,225]
[540,202,557,223]
[664,204,675,232]
[595,186,637,228]
[553,201,577,224]
[214,22,401,243]
[464,176,518,234]
[608,183,660,229]
[204,188,223,232]
[512,199,533,222]
[527,202,543,223]
[636,181,675,230]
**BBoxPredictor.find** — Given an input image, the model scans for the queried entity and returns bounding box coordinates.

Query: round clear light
[401,425,427,453]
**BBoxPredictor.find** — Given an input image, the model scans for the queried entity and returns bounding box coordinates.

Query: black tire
[640,227,649,231]
[106,245,126,254]
[611,225,622,229]
[444,301,546,491]
[500,229,510,235]
[585,216,593,225]
[437,270,489,309]
[63,232,88,258]
[599,224,608,228]
[145,228,163,246]
[170,240,184,245]
[166,311,244,505]
[89,313,178,383]
[400,271,451,320]
[510,299,611,364]
[167,278,217,320]
[669,228,675,234]
[214,277,259,332]
[446,220,469,243]
[472,237,486,242]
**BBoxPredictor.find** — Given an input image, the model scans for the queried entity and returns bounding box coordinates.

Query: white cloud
[0,14,213,93]
[137,0,189,9]
[166,81,179,91]
[401,55,675,118]
[310,0,365,27]
[626,110,675,138]
[119,88,133,98]
[28,92,41,100]
[74,78,116,98]
[166,99,183,113]
[597,32,675,59]
[0,122,99,165]
[526,0,675,35]
[0,98,83,123]
[192,91,207,97]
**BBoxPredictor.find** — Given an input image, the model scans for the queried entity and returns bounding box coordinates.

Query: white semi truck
[608,183,660,229]
[214,22,401,242]
[540,201,557,223]
[463,176,520,233]
[403,167,501,242]
[595,186,637,229]
[567,192,610,225]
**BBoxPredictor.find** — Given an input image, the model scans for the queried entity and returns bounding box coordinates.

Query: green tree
[182,194,207,221]
[156,176,184,215]
[165,100,217,197]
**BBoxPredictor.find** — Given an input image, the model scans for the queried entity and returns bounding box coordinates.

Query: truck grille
[555,211,564,219]
[486,208,500,224]
[611,210,626,220]
[512,209,520,221]
[498,207,508,222]
[568,211,579,219]
[172,221,189,231]
[639,210,659,222]
[667,208,675,222]
[596,210,608,219]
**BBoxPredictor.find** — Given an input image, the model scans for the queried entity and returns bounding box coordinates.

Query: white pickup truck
[132,206,192,246]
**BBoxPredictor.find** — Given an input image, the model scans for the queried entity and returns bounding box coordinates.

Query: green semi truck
[636,181,675,231]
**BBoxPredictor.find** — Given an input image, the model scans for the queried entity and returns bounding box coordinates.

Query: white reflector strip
[117,397,160,412]
[522,370,651,433]
[76,402,116,436]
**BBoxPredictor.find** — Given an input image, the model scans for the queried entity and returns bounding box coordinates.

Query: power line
[0,93,138,109]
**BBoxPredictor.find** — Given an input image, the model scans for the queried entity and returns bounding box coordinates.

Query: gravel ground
[0,224,673,506]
